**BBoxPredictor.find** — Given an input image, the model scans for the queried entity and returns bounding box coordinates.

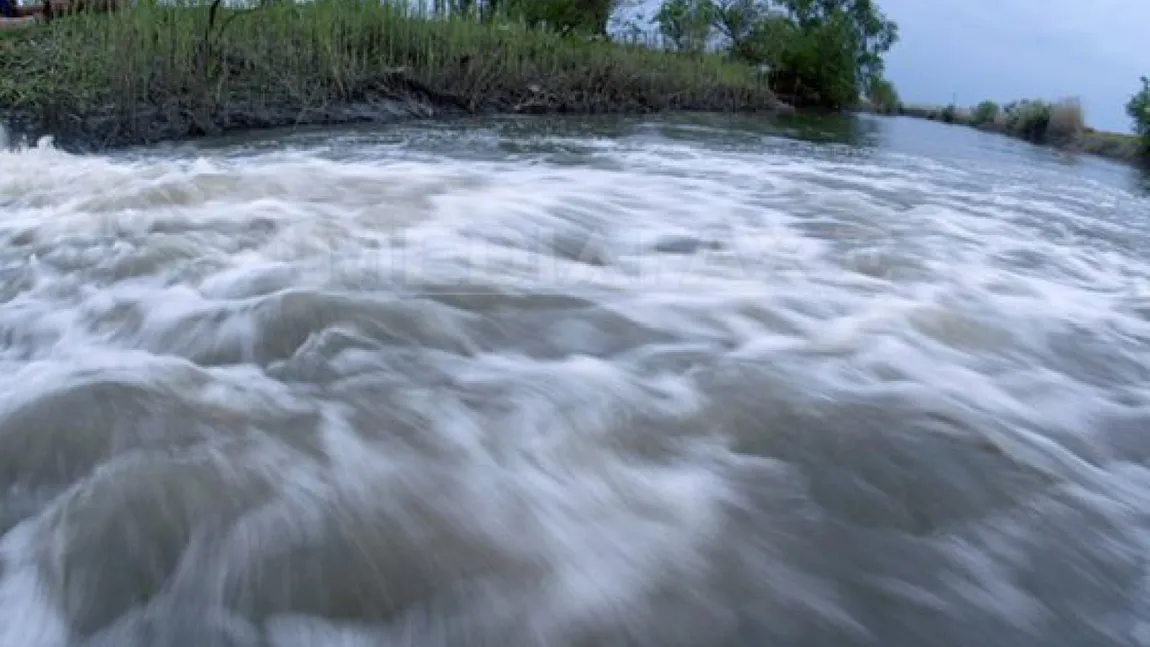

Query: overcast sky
[879,0,1150,132]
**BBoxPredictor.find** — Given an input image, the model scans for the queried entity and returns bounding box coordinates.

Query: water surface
[2,113,1150,647]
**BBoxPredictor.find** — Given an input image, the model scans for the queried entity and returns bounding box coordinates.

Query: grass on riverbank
[896,99,1146,166]
[0,0,777,149]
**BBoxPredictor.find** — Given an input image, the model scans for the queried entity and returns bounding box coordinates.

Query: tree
[764,10,864,108]
[866,76,899,114]
[771,0,898,92]
[654,0,717,53]
[708,0,767,58]
[507,0,619,35]
[1128,76,1150,159]
[693,0,899,109]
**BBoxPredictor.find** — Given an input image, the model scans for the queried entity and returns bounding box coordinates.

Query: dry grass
[1046,97,1085,143]
[0,0,777,148]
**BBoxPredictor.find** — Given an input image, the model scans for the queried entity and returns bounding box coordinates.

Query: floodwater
[1,113,1150,647]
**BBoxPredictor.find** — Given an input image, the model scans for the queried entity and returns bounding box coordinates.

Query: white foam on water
[0,526,71,647]
[2,117,1150,646]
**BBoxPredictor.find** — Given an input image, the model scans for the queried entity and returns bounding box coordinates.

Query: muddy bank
[0,74,461,152]
[1,76,782,153]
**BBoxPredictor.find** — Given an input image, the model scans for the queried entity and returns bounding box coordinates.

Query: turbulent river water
[1,113,1150,647]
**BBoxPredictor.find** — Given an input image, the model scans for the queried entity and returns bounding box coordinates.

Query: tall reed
[0,0,777,147]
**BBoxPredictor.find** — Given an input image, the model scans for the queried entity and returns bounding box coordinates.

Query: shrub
[1127,76,1150,160]
[971,100,999,126]
[997,97,1083,145]
[1046,97,1085,144]
[1001,100,1051,143]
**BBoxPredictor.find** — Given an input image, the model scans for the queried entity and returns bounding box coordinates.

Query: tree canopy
[484,0,899,111]
[654,0,900,109]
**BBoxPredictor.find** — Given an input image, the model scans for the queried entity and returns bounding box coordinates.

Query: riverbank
[888,100,1147,168]
[0,0,780,151]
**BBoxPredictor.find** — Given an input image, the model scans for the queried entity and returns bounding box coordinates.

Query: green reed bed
[0,0,777,148]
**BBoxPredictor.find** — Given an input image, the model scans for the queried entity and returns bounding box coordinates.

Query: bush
[998,97,1083,145]
[1128,76,1150,160]
[1046,97,1085,143]
[1003,101,1050,142]
[971,100,999,126]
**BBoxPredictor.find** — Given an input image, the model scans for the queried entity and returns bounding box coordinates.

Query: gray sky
[879,0,1150,132]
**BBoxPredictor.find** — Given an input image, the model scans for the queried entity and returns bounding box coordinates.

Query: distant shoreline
[0,3,782,152]
[858,100,1147,170]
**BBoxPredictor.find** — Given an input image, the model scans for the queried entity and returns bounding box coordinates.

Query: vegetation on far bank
[901,98,1094,146]
[860,77,1150,169]
[0,0,901,148]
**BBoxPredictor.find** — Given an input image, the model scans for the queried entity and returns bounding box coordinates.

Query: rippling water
[2,113,1150,647]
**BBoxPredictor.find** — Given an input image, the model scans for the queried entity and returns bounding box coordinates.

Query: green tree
[712,0,899,109]
[767,11,864,108]
[727,11,792,66]
[644,0,899,108]
[708,0,767,58]
[508,0,618,35]
[866,76,899,114]
[654,0,717,53]
[1128,76,1150,159]
[773,0,898,90]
